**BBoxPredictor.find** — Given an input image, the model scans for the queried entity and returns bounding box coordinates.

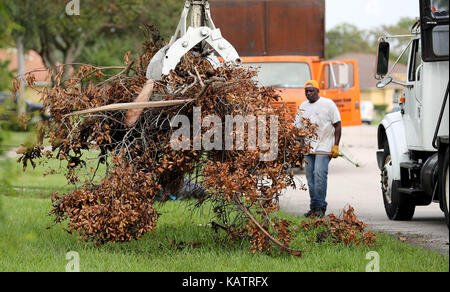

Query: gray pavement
[279,124,449,255]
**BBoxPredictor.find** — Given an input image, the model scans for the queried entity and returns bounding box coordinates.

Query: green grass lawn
[0,150,106,198]
[0,132,448,272]
[0,129,39,150]
[0,158,71,197]
[0,194,448,272]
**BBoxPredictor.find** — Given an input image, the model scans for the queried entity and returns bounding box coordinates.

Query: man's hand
[331,145,339,159]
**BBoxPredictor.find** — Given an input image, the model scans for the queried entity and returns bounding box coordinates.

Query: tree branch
[235,196,304,257]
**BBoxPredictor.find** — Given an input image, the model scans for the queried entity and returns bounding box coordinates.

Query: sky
[326,0,420,31]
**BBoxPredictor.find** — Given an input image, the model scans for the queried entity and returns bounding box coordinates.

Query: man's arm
[293,107,303,129]
[333,121,342,146]
[330,121,342,158]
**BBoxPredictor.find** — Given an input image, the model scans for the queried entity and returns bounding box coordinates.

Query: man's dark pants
[304,152,331,211]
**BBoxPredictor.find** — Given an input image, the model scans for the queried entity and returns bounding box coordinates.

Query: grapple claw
[146,0,241,80]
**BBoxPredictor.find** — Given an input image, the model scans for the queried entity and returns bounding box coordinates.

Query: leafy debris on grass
[15,25,317,256]
[298,206,376,247]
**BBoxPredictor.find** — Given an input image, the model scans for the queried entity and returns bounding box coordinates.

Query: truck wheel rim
[382,155,393,204]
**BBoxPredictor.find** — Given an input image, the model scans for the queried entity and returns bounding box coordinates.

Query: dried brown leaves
[17,26,319,255]
[298,206,376,247]
[51,157,161,245]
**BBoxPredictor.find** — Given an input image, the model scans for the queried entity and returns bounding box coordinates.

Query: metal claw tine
[146,0,240,80]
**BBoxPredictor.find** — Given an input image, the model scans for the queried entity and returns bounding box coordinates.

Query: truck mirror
[376,41,390,76]
[376,77,392,89]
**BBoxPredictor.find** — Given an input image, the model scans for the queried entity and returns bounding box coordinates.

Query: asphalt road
[279,124,449,255]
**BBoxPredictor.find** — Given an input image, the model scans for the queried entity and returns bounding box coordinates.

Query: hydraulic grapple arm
[146,0,242,80]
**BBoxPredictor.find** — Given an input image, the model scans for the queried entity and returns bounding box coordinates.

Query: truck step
[398,187,425,196]
[400,162,422,170]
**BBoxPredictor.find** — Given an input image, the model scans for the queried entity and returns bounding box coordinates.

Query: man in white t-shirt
[294,80,341,218]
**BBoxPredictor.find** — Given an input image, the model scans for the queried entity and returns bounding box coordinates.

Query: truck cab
[241,55,362,126]
[375,0,449,225]
[210,0,361,126]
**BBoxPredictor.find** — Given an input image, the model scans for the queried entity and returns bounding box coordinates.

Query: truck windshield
[243,62,312,88]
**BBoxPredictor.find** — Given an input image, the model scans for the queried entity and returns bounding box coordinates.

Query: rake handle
[308,152,332,156]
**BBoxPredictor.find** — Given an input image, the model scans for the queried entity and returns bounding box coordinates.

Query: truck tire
[442,148,449,228]
[380,141,415,220]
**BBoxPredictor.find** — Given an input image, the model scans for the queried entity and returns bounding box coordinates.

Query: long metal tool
[309,152,332,156]
[308,151,360,168]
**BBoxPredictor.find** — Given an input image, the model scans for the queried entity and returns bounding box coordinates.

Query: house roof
[0,48,48,83]
[332,53,408,89]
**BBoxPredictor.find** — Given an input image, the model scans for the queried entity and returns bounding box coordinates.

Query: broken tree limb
[196,77,226,99]
[64,99,195,118]
[235,197,304,257]
[125,79,155,128]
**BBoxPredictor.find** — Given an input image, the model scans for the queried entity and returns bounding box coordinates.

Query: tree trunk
[39,31,59,86]
[16,36,27,116]
[62,41,85,81]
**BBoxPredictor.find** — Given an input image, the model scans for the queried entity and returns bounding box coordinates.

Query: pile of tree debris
[16,27,319,256]
[297,206,377,247]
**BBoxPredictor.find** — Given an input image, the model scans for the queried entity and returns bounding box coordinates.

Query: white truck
[375,0,449,226]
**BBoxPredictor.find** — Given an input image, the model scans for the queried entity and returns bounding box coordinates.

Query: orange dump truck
[211,0,362,126]
[241,56,362,126]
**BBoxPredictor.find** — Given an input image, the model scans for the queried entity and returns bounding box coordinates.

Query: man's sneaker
[304,209,316,218]
[314,209,326,218]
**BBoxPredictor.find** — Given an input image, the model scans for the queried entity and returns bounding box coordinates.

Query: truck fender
[376,112,411,181]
